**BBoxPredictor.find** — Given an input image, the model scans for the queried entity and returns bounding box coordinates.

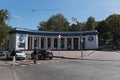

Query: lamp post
[80,33,83,58]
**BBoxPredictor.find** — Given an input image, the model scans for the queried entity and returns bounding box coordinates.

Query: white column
[51,37,54,49]
[32,36,34,49]
[37,37,39,49]
[15,34,17,50]
[45,37,48,49]
[64,37,67,49]
[96,35,98,49]
[38,37,41,49]
[30,36,32,50]
[25,35,28,50]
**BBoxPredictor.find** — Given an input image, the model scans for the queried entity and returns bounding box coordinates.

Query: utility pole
[80,34,83,58]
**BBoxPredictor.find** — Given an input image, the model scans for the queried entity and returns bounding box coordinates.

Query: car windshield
[0,49,3,53]
[16,50,22,53]
[38,50,46,53]
[46,50,52,53]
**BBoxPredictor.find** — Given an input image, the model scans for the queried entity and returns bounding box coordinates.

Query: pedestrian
[33,48,37,64]
[11,49,16,67]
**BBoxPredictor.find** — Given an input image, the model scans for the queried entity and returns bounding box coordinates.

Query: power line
[43,8,59,11]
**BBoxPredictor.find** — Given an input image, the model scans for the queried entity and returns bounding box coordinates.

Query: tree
[38,21,47,30]
[0,23,11,48]
[0,9,11,48]
[38,13,70,31]
[96,21,111,43]
[85,16,97,30]
[105,14,120,44]
[0,9,10,23]
[70,22,85,31]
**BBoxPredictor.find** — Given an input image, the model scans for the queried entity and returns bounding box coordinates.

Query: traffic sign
[81,38,83,43]
[58,34,61,48]
[58,34,61,39]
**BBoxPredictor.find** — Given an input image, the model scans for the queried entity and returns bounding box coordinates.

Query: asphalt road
[1,50,120,80]
[12,59,120,80]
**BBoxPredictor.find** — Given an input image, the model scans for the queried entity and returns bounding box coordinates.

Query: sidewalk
[53,50,94,58]
[53,50,120,61]
[83,51,120,61]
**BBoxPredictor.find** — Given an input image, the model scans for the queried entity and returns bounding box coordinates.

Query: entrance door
[74,38,78,50]
[28,37,31,50]
[67,38,71,50]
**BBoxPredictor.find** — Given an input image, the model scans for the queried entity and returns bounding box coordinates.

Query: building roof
[10,28,98,36]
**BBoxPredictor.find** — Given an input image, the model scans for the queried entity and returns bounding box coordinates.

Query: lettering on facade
[18,35,25,48]
[88,36,94,41]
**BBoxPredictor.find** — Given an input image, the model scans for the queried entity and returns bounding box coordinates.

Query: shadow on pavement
[0,57,9,61]
[53,56,119,62]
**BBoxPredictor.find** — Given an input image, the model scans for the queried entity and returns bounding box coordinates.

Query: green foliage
[85,16,97,30]
[70,22,85,31]
[38,13,70,31]
[38,13,120,45]
[0,9,10,23]
[105,14,120,43]
[96,21,110,42]
[0,23,11,47]
[0,9,11,48]
[0,9,119,47]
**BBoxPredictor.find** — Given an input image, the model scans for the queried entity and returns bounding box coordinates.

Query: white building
[9,28,98,50]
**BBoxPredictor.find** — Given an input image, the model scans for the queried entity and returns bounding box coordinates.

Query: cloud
[103,0,120,7]
[110,8,120,14]
[101,0,120,14]
[12,15,22,19]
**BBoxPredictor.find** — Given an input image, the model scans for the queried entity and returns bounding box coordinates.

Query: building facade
[9,28,98,50]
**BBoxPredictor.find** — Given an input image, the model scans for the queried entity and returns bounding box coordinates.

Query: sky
[0,0,120,30]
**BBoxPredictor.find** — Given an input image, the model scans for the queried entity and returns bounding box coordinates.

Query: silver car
[6,50,26,60]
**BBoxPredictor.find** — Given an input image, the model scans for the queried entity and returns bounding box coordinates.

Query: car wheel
[23,57,26,60]
[6,56,10,60]
[49,53,53,60]
[31,56,34,60]
[49,57,53,60]
[41,56,45,60]
[31,54,34,60]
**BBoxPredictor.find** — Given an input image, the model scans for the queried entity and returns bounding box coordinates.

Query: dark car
[0,48,4,56]
[31,49,53,60]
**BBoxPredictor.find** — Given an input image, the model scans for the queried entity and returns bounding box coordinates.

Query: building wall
[9,34,98,50]
[9,34,16,50]
[9,34,28,50]
[9,29,98,50]
[85,35,98,49]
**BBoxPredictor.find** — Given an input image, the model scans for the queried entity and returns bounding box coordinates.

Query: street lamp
[80,33,83,58]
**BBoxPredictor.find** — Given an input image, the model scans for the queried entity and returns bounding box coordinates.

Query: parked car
[6,50,27,60]
[0,48,4,56]
[31,49,53,60]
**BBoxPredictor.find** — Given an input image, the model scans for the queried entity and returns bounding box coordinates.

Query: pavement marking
[3,59,63,67]
[10,69,17,80]
[7,67,20,80]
